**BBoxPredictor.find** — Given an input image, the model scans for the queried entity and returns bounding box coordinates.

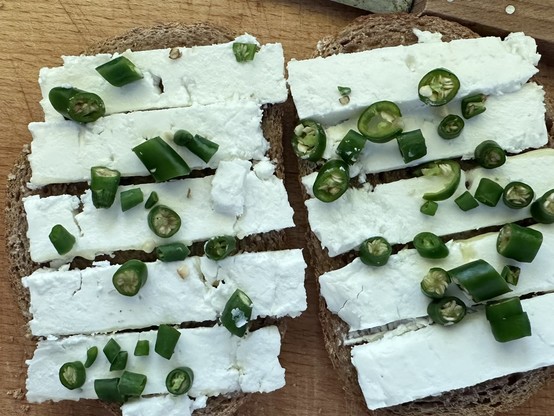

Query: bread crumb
[7,389,24,400]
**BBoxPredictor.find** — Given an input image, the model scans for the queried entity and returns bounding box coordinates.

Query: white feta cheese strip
[28,101,267,186]
[303,149,554,257]
[24,172,294,263]
[352,293,554,410]
[39,34,287,121]
[26,325,284,403]
[210,160,251,216]
[23,250,307,336]
[122,395,207,416]
[322,83,547,176]
[288,33,539,125]
[321,224,554,331]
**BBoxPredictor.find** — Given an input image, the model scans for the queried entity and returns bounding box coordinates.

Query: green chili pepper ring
[112,259,148,297]
[166,367,194,395]
[427,296,467,326]
[357,100,403,142]
[418,68,460,106]
[291,119,326,162]
[148,205,182,238]
[49,86,106,123]
[531,189,554,224]
[421,267,451,299]
[359,236,392,267]
[438,114,464,139]
[59,361,86,390]
[413,232,449,259]
[312,159,350,203]
[204,236,237,261]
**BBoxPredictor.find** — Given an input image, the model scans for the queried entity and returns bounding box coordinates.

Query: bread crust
[297,13,554,416]
[5,22,288,416]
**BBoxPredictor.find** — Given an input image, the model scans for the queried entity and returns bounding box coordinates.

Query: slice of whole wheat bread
[5,22,288,416]
[295,13,554,416]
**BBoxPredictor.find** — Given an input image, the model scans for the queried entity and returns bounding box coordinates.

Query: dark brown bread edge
[297,13,554,416]
[5,22,289,416]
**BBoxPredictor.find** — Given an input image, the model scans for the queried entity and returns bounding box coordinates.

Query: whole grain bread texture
[5,22,288,416]
[296,13,554,416]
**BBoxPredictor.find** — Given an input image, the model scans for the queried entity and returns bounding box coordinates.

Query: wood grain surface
[0,1,553,416]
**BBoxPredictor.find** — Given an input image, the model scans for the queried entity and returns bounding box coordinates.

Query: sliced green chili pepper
[497,223,543,263]
[134,340,150,356]
[148,205,181,238]
[166,367,194,395]
[156,242,191,262]
[291,119,326,162]
[103,338,121,363]
[90,166,121,209]
[144,191,159,209]
[501,265,521,286]
[530,189,554,224]
[419,160,461,201]
[502,181,534,209]
[437,114,464,140]
[357,101,403,142]
[120,188,144,212]
[117,371,147,397]
[312,159,349,203]
[59,361,86,390]
[474,178,504,207]
[95,56,143,87]
[112,259,148,297]
[427,296,466,325]
[489,312,532,343]
[155,324,181,360]
[204,236,237,261]
[84,346,98,368]
[110,351,128,371]
[455,191,479,211]
[336,130,366,165]
[474,140,506,169]
[413,232,449,259]
[232,42,260,62]
[461,93,487,119]
[48,224,76,255]
[337,86,351,96]
[49,86,106,123]
[397,129,427,163]
[94,378,126,404]
[173,130,219,163]
[420,200,438,216]
[359,236,392,267]
[485,297,523,322]
[221,289,253,337]
[448,259,511,302]
[133,137,191,182]
[418,68,460,106]
[421,267,451,299]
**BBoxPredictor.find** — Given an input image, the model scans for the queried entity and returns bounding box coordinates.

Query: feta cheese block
[28,101,267,186]
[351,293,554,410]
[122,395,207,416]
[39,34,287,121]
[321,224,554,332]
[303,149,554,257]
[26,325,285,403]
[24,169,294,263]
[288,32,539,125]
[23,250,307,336]
[322,83,547,176]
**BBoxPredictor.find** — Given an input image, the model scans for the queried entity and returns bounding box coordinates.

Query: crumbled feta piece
[253,157,276,180]
[412,28,443,43]
[211,160,251,216]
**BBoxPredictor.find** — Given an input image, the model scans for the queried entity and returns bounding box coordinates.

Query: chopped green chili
[48,224,76,255]
[112,259,148,297]
[474,178,504,207]
[336,129,366,165]
[455,191,479,211]
[144,191,159,209]
[173,130,219,163]
[485,297,523,322]
[489,312,532,343]
[49,86,105,123]
[84,346,98,368]
[448,259,511,302]
[337,86,351,96]
[155,324,181,360]
[120,188,144,212]
[103,338,121,363]
[117,371,147,397]
[156,242,191,262]
[359,236,392,267]
[418,68,460,106]
[357,101,403,142]
[461,93,487,119]
[413,232,449,259]
[221,289,253,337]
[437,114,464,139]
[496,223,543,263]
[421,267,451,299]
[312,159,349,203]
[501,265,521,286]
[233,42,260,62]
[166,367,194,395]
[502,181,534,209]
[291,119,326,162]
[94,378,126,404]
[427,296,467,325]
[95,56,143,87]
[148,205,181,238]
[530,189,554,224]
[474,140,506,169]
[109,351,128,371]
[134,340,150,356]
[59,361,86,390]
[133,136,191,182]
[419,160,461,201]
[90,166,121,209]
[204,235,237,261]
[420,200,438,216]
[397,129,427,163]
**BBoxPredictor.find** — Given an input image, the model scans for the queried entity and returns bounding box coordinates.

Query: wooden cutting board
[0,1,552,415]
